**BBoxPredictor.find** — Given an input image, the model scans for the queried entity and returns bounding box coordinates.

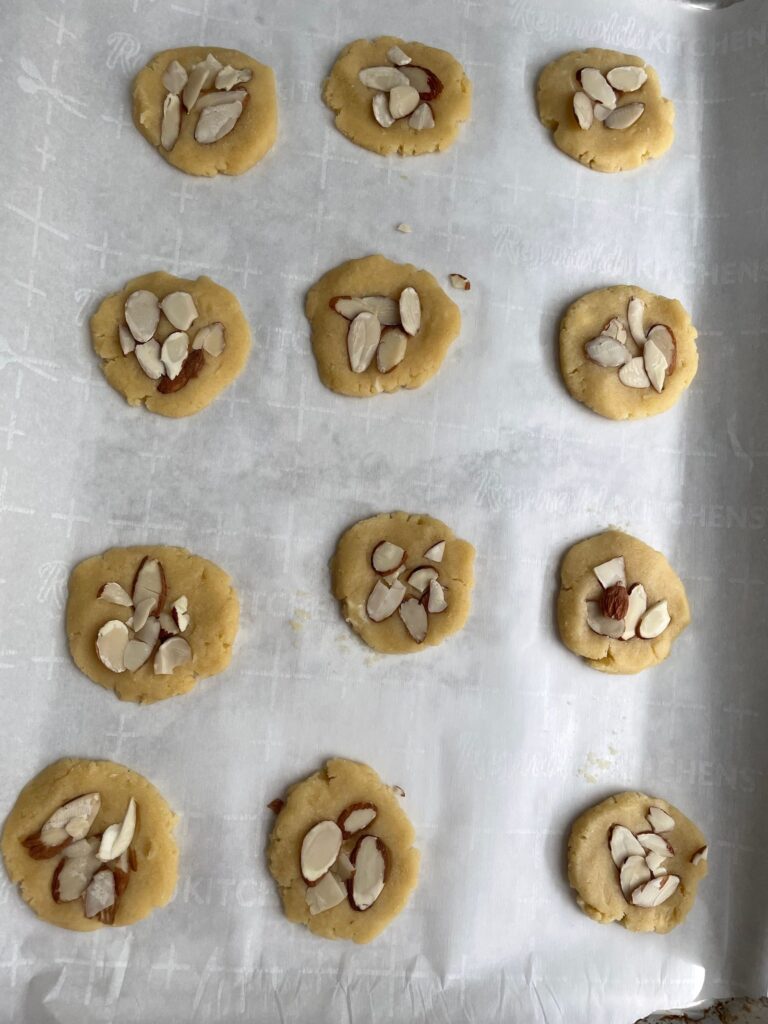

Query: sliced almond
[387,45,411,66]
[585,335,630,368]
[306,870,346,915]
[366,579,406,622]
[647,806,675,833]
[645,851,668,877]
[372,91,395,128]
[350,835,388,911]
[618,356,651,389]
[160,331,190,381]
[399,597,428,643]
[426,578,448,614]
[154,636,192,675]
[196,88,248,109]
[586,600,624,639]
[643,338,667,393]
[609,824,645,868]
[399,287,421,336]
[172,595,190,632]
[408,102,434,130]
[606,66,648,93]
[160,291,198,331]
[621,583,647,640]
[448,273,470,291]
[383,567,404,585]
[132,557,166,616]
[637,832,675,858]
[118,323,136,355]
[620,854,651,899]
[52,848,101,903]
[23,792,102,859]
[124,290,160,344]
[215,65,252,90]
[83,868,117,921]
[300,820,343,884]
[638,600,670,639]
[123,639,153,672]
[96,620,130,672]
[62,837,99,859]
[347,312,381,373]
[396,223,412,233]
[331,295,400,325]
[157,347,204,393]
[593,557,626,589]
[98,798,137,863]
[358,66,409,90]
[647,325,676,373]
[192,321,226,356]
[98,582,132,607]
[162,60,188,95]
[627,296,646,345]
[630,873,680,908]
[389,85,420,119]
[594,103,612,122]
[691,845,708,866]
[195,100,242,144]
[161,93,181,151]
[134,615,161,648]
[158,611,179,636]
[134,339,165,380]
[605,102,644,130]
[400,65,443,100]
[602,317,627,344]
[424,541,445,562]
[182,53,222,110]
[407,566,438,595]
[371,541,406,574]
[376,328,408,373]
[573,90,594,130]
[337,802,378,838]
[332,850,355,882]
[578,68,616,108]
[131,596,156,633]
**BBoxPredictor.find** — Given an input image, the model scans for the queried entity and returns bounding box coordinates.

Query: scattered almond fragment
[578,68,616,108]
[691,845,708,866]
[426,578,448,613]
[387,46,411,66]
[407,566,438,595]
[359,66,409,91]
[372,91,395,128]
[449,274,470,291]
[98,582,133,607]
[638,600,670,639]
[606,66,647,92]
[643,338,668,393]
[647,806,675,833]
[215,65,252,90]
[98,798,137,862]
[586,600,624,639]
[160,332,189,380]
[636,832,675,858]
[195,101,243,143]
[396,223,412,234]
[160,291,198,331]
[605,103,645,130]
[399,597,428,643]
[401,65,443,101]
[424,541,445,562]
[621,583,647,639]
[83,868,117,921]
[133,558,166,616]
[619,357,651,389]
[573,91,594,129]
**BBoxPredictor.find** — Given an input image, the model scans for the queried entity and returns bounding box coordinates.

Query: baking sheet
[1,0,767,1021]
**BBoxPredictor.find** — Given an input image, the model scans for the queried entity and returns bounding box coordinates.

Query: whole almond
[602,583,629,620]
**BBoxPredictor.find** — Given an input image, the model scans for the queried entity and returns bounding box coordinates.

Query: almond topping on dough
[630,873,680,908]
[96,620,131,672]
[134,340,165,380]
[606,66,647,92]
[125,290,160,344]
[389,84,420,119]
[23,792,102,859]
[618,357,651,389]
[647,325,676,373]
[399,287,421,336]
[387,46,412,66]
[131,596,156,633]
[578,68,616,108]
[162,60,188,95]
[426,578,448,613]
[424,541,445,562]
[161,93,181,151]
[306,870,347,915]
[160,332,189,380]
[586,600,624,639]
[376,328,408,373]
[371,541,406,574]
[195,101,243,143]
[160,291,198,331]
[603,317,628,344]
[627,297,647,345]
[132,557,167,616]
[157,347,204,393]
[172,595,190,632]
[643,338,668,393]
[409,102,435,130]
[215,65,252,90]
[359,66,410,90]
[372,91,396,128]
[585,335,631,368]
[637,832,675,859]
[98,582,133,607]
[573,91,594,130]
[118,324,136,355]
[399,597,428,643]
[401,65,443,100]
[123,638,154,672]
[407,566,439,595]
[647,806,675,833]
[605,103,645,130]
[366,578,407,622]
[645,851,668,877]
[621,583,647,639]
[331,295,401,325]
[638,600,670,639]
[347,311,382,373]
[83,867,118,922]
[192,322,226,356]
[609,824,645,868]
[691,845,708,865]
[349,835,389,911]
[337,802,378,838]
[134,614,161,648]
[52,847,101,903]
[97,798,137,862]
[154,636,192,675]
[620,854,651,899]
[593,557,626,589]
[301,820,343,884]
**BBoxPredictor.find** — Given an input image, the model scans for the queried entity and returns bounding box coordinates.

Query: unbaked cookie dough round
[331,511,475,654]
[268,758,419,943]
[132,46,277,176]
[537,49,674,172]
[66,545,240,704]
[557,530,690,675]
[323,36,471,156]
[305,255,461,397]
[90,271,251,418]
[568,792,708,933]
[559,285,698,420]
[1,758,178,931]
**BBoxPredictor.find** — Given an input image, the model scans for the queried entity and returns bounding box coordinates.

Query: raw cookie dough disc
[331,511,475,654]
[1,758,178,931]
[557,530,690,675]
[268,758,419,943]
[323,36,472,156]
[66,545,240,703]
[560,285,698,420]
[90,271,251,418]
[568,792,708,933]
[305,255,461,397]
[537,49,674,173]
[132,46,277,176]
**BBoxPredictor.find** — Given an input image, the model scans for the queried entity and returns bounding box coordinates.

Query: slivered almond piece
[627,297,646,345]
[630,873,680,908]
[132,557,166,616]
[134,340,165,380]
[618,356,651,389]
[594,557,626,589]
[118,324,135,355]
[52,848,101,903]
[426,578,448,613]
[399,287,421,336]
[301,820,343,884]
[123,639,153,672]
[347,312,381,373]
[586,335,630,367]
[407,566,438,595]
[359,66,409,90]
[377,328,408,373]
[637,832,675,858]
[621,583,647,640]
[350,835,388,911]
[586,600,624,639]
[389,85,420,119]
[366,579,406,621]
[83,868,117,921]
[215,65,252,90]
[160,332,189,380]
[609,824,645,868]
[196,88,247,109]
[306,870,346,915]
[607,66,647,92]
[606,103,644,130]
[331,295,400,324]
[161,93,181,151]
[578,68,616,108]
[192,322,226,356]
[424,541,445,562]
[371,541,406,574]
[647,806,675,833]
[172,595,190,632]
[372,92,395,128]
[638,600,670,639]
[160,292,198,331]
[125,290,160,343]
[399,597,428,642]
[691,845,708,865]
[98,582,132,607]
[449,273,470,291]
[573,91,594,130]
[401,65,443,100]
[647,325,676,373]
[337,802,378,838]
[154,636,191,675]
[408,102,434,130]
[643,338,667,393]
[182,53,222,110]
[97,798,137,862]
[162,60,188,95]
[96,620,130,672]
[620,854,651,899]
[195,101,242,144]
[387,45,411,66]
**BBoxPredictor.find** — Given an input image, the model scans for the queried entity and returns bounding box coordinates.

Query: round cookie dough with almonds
[268,758,419,943]
[568,792,708,933]
[66,545,240,704]
[1,758,178,931]
[331,511,475,653]
[560,285,698,420]
[557,530,690,674]
[306,255,461,397]
[537,49,674,172]
[132,46,277,176]
[323,36,472,156]
[90,271,251,418]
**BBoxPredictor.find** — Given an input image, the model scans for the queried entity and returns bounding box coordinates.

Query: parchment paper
[1,1,767,1022]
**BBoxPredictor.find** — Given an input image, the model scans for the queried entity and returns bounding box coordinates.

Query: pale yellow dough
[1,758,178,932]
[268,758,419,943]
[90,271,251,418]
[132,46,277,177]
[305,256,461,397]
[537,49,674,172]
[323,37,471,156]
[66,545,240,704]
[560,285,698,420]
[331,511,475,654]
[568,792,707,933]
[557,530,690,674]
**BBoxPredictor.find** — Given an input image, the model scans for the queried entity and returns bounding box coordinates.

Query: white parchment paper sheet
[1,0,767,1021]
